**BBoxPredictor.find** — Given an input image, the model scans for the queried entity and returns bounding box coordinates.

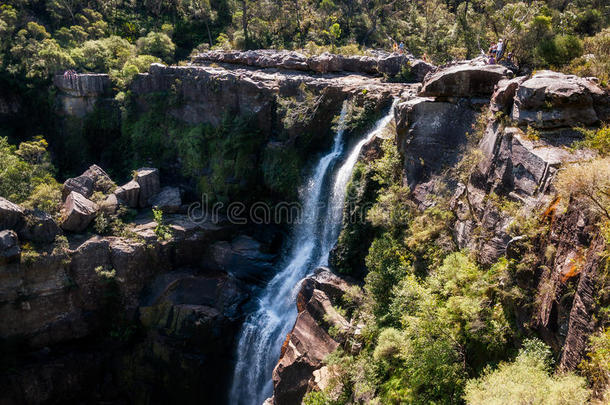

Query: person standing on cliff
[393,41,398,53]
[496,39,505,60]
[399,41,405,54]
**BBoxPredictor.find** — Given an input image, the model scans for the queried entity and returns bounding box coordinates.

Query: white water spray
[229,100,397,405]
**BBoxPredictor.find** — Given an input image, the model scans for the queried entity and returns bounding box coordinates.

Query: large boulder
[512,71,606,129]
[114,180,140,208]
[0,197,25,231]
[83,164,115,193]
[19,210,62,244]
[62,164,115,200]
[0,230,20,265]
[60,191,98,233]
[135,167,160,208]
[62,175,94,200]
[149,186,182,213]
[420,64,510,98]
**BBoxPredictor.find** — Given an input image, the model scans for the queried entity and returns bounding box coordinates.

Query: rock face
[63,174,94,199]
[395,98,477,192]
[0,212,276,404]
[511,70,608,128]
[419,64,510,97]
[60,191,99,232]
[192,49,434,79]
[272,268,353,405]
[53,74,112,118]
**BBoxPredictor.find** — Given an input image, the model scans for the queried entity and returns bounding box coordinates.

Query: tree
[181,0,217,46]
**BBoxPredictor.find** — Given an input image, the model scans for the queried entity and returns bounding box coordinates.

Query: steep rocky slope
[272,64,610,404]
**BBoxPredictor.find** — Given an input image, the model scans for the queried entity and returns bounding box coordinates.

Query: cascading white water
[229,100,397,405]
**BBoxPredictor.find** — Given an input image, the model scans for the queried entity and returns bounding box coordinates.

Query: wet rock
[0,197,25,231]
[19,210,62,244]
[149,186,181,213]
[135,167,161,208]
[114,180,140,208]
[420,64,510,97]
[0,230,20,264]
[512,71,605,129]
[60,191,98,233]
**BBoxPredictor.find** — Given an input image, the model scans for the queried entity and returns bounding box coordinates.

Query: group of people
[392,41,405,54]
[63,69,78,78]
[487,39,512,65]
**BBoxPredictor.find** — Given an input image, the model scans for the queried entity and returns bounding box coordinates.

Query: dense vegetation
[309,119,610,404]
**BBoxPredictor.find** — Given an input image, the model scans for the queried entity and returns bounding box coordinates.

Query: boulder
[0,197,25,231]
[420,64,510,97]
[409,59,436,82]
[62,175,94,200]
[490,76,527,113]
[135,167,160,208]
[99,193,118,215]
[19,210,62,244]
[60,191,98,233]
[0,230,20,264]
[83,164,115,193]
[114,180,140,208]
[512,71,605,129]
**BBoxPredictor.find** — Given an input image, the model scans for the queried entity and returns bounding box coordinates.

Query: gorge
[1,49,609,405]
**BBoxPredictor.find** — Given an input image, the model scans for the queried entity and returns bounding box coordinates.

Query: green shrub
[153,208,172,241]
[465,339,591,404]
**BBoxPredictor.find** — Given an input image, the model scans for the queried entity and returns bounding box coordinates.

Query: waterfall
[229,100,397,405]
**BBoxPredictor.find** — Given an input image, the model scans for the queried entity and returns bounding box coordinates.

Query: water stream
[229,100,397,405]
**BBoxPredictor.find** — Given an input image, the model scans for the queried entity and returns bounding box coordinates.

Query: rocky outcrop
[53,74,112,118]
[272,268,354,405]
[419,64,510,98]
[0,197,25,231]
[511,71,608,129]
[395,97,477,197]
[132,63,406,132]
[0,209,280,403]
[62,164,115,200]
[192,49,434,80]
[60,191,99,232]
